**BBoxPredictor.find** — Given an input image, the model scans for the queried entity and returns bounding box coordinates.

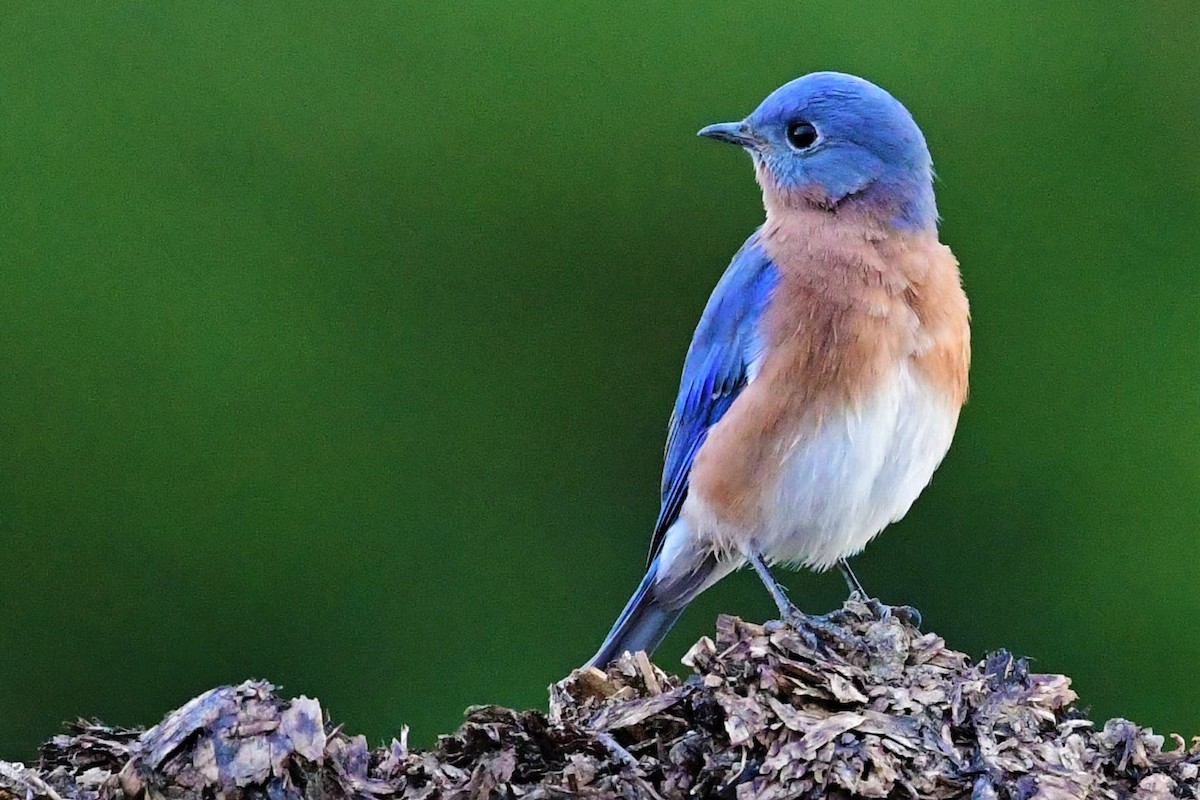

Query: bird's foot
[781,605,860,658]
[846,592,922,628]
[748,552,854,653]
[833,559,920,627]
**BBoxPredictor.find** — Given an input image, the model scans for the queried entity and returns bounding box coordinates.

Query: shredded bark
[2,602,1196,799]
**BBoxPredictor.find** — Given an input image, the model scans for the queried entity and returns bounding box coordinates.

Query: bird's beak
[697,120,760,149]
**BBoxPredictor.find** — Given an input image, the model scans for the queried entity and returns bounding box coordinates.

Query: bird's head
[699,72,936,230]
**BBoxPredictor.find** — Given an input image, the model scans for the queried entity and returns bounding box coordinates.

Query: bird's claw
[855,595,922,628]
[783,607,859,657]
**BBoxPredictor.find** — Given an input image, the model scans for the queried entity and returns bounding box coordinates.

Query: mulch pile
[2,602,1195,799]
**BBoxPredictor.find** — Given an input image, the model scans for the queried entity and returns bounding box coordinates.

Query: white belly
[755,362,959,570]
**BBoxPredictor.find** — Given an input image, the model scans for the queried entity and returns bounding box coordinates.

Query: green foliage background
[1,3,1197,757]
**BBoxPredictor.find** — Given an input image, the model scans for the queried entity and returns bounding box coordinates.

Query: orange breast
[686,207,969,533]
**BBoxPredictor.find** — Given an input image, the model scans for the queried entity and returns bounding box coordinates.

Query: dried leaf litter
[3,603,1196,799]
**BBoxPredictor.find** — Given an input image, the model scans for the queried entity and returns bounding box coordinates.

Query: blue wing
[646,230,779,565]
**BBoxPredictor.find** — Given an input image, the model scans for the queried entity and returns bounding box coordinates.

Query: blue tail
[586,556,684,669]
[587,546,736,669]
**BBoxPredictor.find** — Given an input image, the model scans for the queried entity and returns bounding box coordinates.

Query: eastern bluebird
[587,72,969,669]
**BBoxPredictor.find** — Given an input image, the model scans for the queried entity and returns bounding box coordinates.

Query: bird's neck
[761,197,937,255]
[757,163,938,233]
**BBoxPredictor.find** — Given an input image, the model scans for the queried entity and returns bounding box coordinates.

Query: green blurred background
[1,3,1197,758]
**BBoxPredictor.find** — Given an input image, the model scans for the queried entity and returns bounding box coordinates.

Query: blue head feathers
[698,72,937,230]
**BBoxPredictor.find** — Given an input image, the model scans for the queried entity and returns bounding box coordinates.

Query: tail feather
[586,557,682,669]
[586,549,729,669]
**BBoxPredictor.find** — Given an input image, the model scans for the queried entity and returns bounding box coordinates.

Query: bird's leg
[746,552,856,653]
[834,557,922,628]
[747,551,796,619]
[837,558,869,600]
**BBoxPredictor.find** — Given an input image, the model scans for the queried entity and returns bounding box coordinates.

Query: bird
[587,72,969,669]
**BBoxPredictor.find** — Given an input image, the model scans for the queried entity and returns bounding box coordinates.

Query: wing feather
[646,232,779,564]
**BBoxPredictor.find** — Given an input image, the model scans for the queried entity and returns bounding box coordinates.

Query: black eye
[786,121,818,150]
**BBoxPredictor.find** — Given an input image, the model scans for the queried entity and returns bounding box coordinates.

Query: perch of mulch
[1,603,1196,799]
